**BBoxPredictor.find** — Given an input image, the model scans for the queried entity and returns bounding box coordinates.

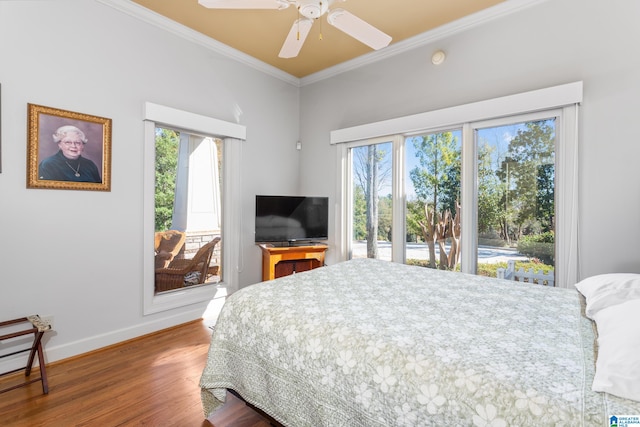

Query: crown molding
[96,0,301,87]
[301,0,551,85]
[98,0,550,88]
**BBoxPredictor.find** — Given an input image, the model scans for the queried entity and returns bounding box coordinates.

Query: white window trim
[464,108,571,279]
[334,83,581,288]
[330,82,582,144]
[337,136,404,262]
[143,102,245,315]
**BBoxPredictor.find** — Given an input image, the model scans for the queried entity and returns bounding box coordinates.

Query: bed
[200,258,640,426]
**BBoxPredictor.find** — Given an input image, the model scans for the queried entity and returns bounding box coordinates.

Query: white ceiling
[129,0,508,78]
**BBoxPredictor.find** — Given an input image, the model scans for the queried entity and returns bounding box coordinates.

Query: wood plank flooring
[0,320,271,427]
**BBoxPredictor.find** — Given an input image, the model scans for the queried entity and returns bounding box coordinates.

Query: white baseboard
[0,307,206,375]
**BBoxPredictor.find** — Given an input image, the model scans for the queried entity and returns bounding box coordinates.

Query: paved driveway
[352,241,528,264]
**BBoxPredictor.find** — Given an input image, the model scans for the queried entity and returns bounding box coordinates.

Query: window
[154,127,223,293]
[334,83,580,287]
[474,115,557,278]
[405,129,462,270]
[349,140,393,261]
[143,103,245,314]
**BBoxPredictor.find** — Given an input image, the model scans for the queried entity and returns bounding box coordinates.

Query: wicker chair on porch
[155,237,221,292]
[154,230,186,269]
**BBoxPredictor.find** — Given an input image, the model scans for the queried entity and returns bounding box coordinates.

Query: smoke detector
[431,50,446,65]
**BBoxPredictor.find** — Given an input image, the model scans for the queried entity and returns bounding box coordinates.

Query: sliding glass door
[344,112,559,284]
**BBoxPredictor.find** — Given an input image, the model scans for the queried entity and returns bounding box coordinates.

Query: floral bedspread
[200,258,640,426]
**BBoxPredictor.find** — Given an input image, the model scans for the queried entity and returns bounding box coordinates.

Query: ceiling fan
[197,0,392,58]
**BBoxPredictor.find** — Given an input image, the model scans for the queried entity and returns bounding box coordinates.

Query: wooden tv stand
[258,243,328,281]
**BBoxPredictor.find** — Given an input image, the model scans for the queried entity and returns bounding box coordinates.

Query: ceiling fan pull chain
[296,5,301,40]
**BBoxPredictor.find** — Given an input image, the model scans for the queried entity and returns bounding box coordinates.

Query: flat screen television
[255,195,328,244]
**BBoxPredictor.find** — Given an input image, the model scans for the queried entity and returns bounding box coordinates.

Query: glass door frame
[336,105,578,287]
[341,135,404,262]
[461,109,563,275]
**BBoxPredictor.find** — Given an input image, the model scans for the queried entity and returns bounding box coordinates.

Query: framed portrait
[27,103,111,191]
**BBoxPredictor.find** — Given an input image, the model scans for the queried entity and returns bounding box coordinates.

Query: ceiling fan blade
[198,0,290,10]
[279,18,313,59]
[327,8,391,50]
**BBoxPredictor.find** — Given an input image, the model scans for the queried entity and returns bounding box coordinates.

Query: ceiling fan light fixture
[199,0,391,59]
[298,0,329,19]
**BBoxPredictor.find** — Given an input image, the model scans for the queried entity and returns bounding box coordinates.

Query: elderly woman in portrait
[38,125,101,182]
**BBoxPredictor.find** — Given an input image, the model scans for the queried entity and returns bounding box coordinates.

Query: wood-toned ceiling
[131,0,506,78]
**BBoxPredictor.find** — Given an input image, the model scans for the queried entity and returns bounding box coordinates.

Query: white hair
[52,125,88,144]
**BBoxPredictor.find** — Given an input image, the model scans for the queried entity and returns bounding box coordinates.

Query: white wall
[299,0,640,277]
[0,0,299,363]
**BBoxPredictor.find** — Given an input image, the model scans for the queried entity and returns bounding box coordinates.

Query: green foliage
[354,121,557,265]
[405,200,425,242]
[517,231,555,265]
[405,260,553,278]
[536,163,555,232]
[476,259,554,278]
[377,194,392,241]
[406,258,460,271]
[352,186,367,241]
[409,132,460,214]
[155,128,179,231]
[439,153,461,215]
[477,143,502,234]
[499,121,555,233]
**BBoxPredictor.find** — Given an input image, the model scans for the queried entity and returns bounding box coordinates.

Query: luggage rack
[0,315,51,395]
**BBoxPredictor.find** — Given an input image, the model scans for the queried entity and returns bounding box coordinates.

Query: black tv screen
[255,195,328,243]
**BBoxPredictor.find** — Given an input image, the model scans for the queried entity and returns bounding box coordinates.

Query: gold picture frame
[27,103,111,191]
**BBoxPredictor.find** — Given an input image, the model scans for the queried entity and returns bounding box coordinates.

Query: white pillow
[574,273,640,319]
[591,298,640,402]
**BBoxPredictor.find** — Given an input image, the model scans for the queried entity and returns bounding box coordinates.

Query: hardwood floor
[0,320,271,427]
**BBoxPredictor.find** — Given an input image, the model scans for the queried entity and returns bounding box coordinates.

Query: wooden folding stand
[0,315,51,395]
